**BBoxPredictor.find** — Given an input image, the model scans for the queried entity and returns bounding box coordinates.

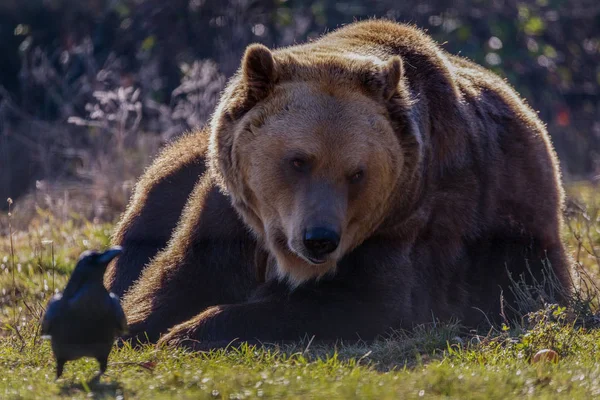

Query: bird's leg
[55,359,66,380]
[97,355,109,376]
[90,355,108,384]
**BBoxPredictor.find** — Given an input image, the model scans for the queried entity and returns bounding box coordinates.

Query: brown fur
[104,132,209,297]
[108,20,571,349]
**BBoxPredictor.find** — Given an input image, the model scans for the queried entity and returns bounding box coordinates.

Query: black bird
[41,247,128,379]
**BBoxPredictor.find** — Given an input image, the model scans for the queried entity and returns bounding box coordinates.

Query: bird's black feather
[40,247,126,379]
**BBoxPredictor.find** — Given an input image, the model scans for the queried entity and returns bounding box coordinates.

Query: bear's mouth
[306,256,327,265]
[272,229,329,266]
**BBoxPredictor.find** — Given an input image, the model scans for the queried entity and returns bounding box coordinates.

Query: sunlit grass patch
[2,315,600,399]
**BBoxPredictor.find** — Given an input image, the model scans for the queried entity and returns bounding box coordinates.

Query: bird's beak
[97,246,124,265]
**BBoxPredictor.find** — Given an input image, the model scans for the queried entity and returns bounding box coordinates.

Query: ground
[1,182,600,399]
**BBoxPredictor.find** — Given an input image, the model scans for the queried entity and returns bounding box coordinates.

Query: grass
[1,182,600,399]
[2,326,600,399]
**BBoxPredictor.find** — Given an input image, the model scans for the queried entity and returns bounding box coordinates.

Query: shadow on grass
[169,319,466,373]
[58,376,123,399]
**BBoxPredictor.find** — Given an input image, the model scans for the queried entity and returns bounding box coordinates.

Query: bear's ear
[364,56,403,101]
[242,44,277,102]
[378,56,403,100]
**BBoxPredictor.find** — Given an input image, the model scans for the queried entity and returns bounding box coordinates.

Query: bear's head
[209,43,422,285]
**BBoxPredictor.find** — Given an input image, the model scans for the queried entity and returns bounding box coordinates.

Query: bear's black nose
[303,227,340,260]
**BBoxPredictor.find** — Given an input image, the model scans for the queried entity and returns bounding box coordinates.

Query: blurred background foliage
[0,0,598,219]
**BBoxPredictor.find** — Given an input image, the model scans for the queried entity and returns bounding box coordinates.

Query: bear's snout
[303,226,340,263]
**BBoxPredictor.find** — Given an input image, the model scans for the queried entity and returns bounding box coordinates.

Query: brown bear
[105,19,572,349]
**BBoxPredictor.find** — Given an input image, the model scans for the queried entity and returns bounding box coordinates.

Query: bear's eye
[349,169,364,184]
[290,158,307,171]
